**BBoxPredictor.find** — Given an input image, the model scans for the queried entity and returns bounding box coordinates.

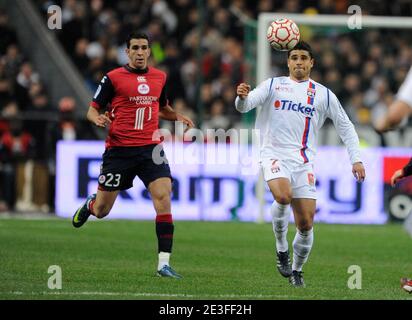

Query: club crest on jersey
[307,173,315,186]
[307,87,316,97]
[271,159,280,173]
[138,83,150,94]
[98,174,106,184]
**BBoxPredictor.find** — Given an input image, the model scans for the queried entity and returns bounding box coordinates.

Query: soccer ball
[266,18,300,51]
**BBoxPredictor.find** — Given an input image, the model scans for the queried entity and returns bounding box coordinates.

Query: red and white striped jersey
[90,65,168,148]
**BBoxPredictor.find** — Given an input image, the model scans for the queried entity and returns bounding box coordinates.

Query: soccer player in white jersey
[375,66,412,283]
[235,41,366,287]
[375,65,412,187]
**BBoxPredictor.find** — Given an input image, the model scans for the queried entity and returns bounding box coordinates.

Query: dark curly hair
[287,41,313,59]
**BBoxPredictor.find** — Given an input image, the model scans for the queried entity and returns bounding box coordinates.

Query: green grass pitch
[0,218,411,300]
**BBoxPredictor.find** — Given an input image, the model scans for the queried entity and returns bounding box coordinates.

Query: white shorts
[260,158,317,199]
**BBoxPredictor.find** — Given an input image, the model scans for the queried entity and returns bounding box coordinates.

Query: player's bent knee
[297,221,313,232]
[275,194,292,205]
[152,192,171,212]
[153,191,171,204]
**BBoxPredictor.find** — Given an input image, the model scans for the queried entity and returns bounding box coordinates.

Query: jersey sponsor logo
[275,86,293,93]
[129,95,158,105]
[137,76,147,82]
[274,99,315,117]
[138,83,150,94]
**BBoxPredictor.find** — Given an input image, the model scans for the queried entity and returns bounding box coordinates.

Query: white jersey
[235,76,362,165]
[397,66,412,108]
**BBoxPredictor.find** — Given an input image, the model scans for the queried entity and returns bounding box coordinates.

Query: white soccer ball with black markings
[267,18,300,51]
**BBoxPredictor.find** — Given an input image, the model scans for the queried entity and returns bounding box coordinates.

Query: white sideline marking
[2,291,291,299]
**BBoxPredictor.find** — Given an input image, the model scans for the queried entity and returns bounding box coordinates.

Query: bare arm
[375,100,411,132]
[87,106,112,128]
[159,105,195,131]
[158,105,178,121]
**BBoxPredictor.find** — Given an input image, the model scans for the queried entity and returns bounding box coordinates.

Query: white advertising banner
[56,141,411,224]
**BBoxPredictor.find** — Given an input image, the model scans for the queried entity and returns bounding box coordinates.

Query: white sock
[158,252,170,270]
[292,228,314,272]
[271,201,289,252]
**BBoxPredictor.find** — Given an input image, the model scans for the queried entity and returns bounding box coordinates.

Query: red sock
[155,214,174,253]
[88,199,96,216]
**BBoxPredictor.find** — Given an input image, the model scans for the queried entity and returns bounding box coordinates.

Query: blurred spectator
[45,96,82,212]
[2,44,24,79]
[59,1,87,54]
[0,61,13,106]
[1,101,18,118]
[257,0,274,13]
[49,96,79,144]
[346,92,370,126]
[15,62,40,109]
[0,9,17,55]
[72,38,91,77]
[279,0,301,13]
[160,98,196,141]
[26,91,52,160]
[202,99,231,132]
[180,56,198,105]
[159,41,186,102]
[0,118,35,211]
[152,0,178,34]
[364,77,392,125]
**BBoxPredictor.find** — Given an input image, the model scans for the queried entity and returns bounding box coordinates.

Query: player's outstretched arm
[159,105,195,132]
[87,106,112,128]
[374,100,411,133]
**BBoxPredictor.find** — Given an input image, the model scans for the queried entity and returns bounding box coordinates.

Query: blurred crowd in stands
[0,0,412,213]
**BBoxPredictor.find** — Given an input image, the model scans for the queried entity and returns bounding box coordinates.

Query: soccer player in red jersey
[72,32,194,279]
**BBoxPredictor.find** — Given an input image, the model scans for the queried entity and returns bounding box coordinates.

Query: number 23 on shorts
[98,173,121,188]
